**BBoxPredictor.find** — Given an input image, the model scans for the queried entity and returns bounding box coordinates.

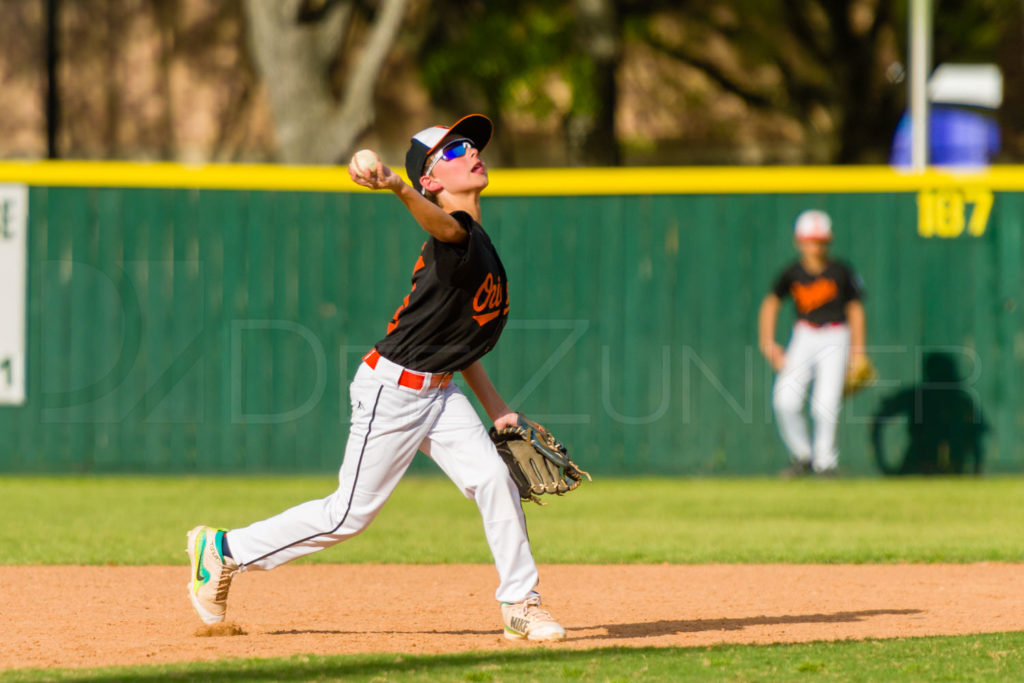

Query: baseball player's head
[405,114,492,205]
[793,209,832,260]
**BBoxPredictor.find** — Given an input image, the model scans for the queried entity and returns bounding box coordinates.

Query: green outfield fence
[1,162,1023,476]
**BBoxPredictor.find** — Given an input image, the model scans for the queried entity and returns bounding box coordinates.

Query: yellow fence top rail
[3,160,1024,194]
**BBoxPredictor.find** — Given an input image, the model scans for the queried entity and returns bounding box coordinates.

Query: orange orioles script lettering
[472,272,509,326]
[791,278,839,314]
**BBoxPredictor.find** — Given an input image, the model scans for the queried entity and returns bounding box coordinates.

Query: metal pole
[45,0,60,159]
[909,0,932,170]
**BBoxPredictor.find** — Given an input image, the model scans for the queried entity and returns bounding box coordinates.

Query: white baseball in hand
[352,149,380,179]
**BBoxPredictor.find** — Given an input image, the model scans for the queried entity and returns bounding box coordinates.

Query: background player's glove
[490,413,591,505]
[843,355,877,397]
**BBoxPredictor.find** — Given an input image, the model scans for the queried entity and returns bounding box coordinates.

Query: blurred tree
[414,0,621,166]
[2,0,1023,165]
[411,0,1019,163]
[0,1,46,158]
[622,0,903,163]
[242,0,409,164]
[622,0,1024,163]
[5,1,276,162]
[411,0,905,164]
[571,0,622,165]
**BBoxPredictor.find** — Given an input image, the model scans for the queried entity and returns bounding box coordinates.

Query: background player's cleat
[501,595,566,641]
[186,525,238,624]
[780,461,813,479]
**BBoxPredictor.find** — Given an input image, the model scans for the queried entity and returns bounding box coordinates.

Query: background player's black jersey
[374,211,509,373]
[771,259,863,325]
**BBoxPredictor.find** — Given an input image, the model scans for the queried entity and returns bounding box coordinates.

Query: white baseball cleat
[186,525,239,624]
[501,595,566,641]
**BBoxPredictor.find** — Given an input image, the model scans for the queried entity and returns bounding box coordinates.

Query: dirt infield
[3,564,1023,671]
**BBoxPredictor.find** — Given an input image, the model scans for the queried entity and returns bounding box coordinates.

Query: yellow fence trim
[0,161,367,192]
[3,160,1024,194]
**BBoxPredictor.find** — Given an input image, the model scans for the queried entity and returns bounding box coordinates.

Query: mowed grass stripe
[1,475,1023,565]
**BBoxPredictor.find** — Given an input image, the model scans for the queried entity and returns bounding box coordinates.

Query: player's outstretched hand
[347,150,399,191]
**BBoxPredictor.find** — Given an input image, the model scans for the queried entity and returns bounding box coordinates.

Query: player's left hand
[493,411,519,432]
[843,353,877,397]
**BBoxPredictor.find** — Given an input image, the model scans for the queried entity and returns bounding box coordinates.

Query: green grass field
[3,475,1024,565]
[3,474,1024,681]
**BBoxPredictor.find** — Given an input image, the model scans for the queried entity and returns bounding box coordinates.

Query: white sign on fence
[0,184,27,405]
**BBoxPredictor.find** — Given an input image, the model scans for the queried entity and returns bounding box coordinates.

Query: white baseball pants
[226,356,539,604]
[772,322,850,472]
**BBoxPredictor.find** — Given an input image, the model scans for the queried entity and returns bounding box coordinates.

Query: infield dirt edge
[3,563,1021,670]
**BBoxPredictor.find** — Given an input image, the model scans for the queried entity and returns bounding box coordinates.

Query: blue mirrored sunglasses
[424,138,474,177]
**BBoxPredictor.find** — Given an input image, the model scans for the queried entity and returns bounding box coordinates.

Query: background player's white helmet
[794,209,833,242]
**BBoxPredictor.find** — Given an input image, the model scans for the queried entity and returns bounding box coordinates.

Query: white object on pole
[928,63,1003,109]
[909,0,932,171]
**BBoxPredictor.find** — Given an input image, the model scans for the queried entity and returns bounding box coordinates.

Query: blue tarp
[890,105,1000,166]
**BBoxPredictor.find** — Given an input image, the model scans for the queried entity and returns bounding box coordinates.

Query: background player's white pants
[227,359,539,604]
[772,322,850,472]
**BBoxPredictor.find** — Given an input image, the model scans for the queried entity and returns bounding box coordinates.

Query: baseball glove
[844,355,877,397]
[490,414,591,505]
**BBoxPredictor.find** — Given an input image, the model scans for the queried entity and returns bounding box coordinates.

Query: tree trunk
[567,0,621,166]
[243,0,408,164]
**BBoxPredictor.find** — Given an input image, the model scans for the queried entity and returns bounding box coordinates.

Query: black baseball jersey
[374,211,509,373]
[771,260,864,325]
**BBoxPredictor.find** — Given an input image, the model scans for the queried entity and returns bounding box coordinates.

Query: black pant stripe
[240,385,383,568]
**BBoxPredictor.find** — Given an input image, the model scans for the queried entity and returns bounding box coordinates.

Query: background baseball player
[186,114,566,641]
[758,209,867,477]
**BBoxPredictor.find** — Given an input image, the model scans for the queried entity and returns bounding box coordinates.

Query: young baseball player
[758,209,866,477]
[186,114,566,641]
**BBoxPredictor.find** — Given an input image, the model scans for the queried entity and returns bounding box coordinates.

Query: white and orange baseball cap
[793,209,833,242]
[404,114,492,194]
